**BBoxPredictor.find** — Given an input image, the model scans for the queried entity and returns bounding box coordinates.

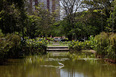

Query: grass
[47,41,71,46]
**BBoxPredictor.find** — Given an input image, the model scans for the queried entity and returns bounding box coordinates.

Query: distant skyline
[27,0,60,12]
[27,0,60,20]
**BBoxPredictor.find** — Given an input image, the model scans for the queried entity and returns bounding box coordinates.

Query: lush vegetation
[69,36,95,51]
[0,30,47,62]
[0,0,116,64]
[47,41,70,46]
[0,32,21,60]
[25,38,47,55]
[59,0,116,40]
[0,0,55,62]
[95,32,116,61]
[69,32,116,61]
[0,0,116,39]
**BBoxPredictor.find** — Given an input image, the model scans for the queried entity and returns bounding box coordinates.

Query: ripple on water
[45,58,69,61]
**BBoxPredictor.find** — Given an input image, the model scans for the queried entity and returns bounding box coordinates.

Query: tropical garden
[0,0,116,64]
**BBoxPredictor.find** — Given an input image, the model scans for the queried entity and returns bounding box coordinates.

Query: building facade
[27,0,60,18]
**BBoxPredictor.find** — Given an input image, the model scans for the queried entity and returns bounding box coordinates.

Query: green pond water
[0,52,116,77]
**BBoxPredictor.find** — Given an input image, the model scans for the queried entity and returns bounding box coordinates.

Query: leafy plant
[69,36,96,52]
[0,34,21,59]
[94,32,109,56]
[25,38,47,55]
[106,33,116,60]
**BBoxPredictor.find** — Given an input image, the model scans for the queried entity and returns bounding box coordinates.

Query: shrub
[25,38,47,55]
[69,36,95,53]
[95,32,116,60]
[69,40,81,52]
[69,32,116,61]
[82,40,94,49]
[0,34,47,63]
[94,32,109,56]
[73,41,83,51]
[106,33,116,60]
[0,34,21,59]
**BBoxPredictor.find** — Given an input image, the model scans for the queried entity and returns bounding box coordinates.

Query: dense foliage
[59,0,116,40]
[69,32,116,61]
[0,0,116,63]
[94,32,109,56]
[0,31,47,62]
[25,38,47,55]
[60,10,108,40]
[69,36,95,52]
[0,0,27,35]
[0,33,21,59]
[95,32,116,60]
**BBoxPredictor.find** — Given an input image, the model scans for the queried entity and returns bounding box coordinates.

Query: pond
[0,52,116,77]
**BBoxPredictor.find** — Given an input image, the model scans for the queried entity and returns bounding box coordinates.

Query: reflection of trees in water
[68,65,75,77]
[0,57,116,77]
[0,59,61,77]
[62,60,116,77]
[36,67,60,77]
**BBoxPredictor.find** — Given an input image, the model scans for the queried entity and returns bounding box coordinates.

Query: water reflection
[0,53,116,77]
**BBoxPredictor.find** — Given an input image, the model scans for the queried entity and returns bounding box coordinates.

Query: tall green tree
[35,4,57,37]
[25,15,40,38]
[60,0,82,40]
[107,0,116,32]
[60,10,107,39]
[23,3,58,38]
[83,0,113,18]
[80,0,115,34]
[0,0,27,37]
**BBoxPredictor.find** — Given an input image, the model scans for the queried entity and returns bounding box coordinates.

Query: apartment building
[27,0,60,19]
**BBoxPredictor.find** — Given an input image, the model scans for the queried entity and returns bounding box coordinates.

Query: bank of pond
[0,32,116,64]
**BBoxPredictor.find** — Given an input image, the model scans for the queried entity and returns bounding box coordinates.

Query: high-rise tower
[27,0,60,20]
[27,0,60,14]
